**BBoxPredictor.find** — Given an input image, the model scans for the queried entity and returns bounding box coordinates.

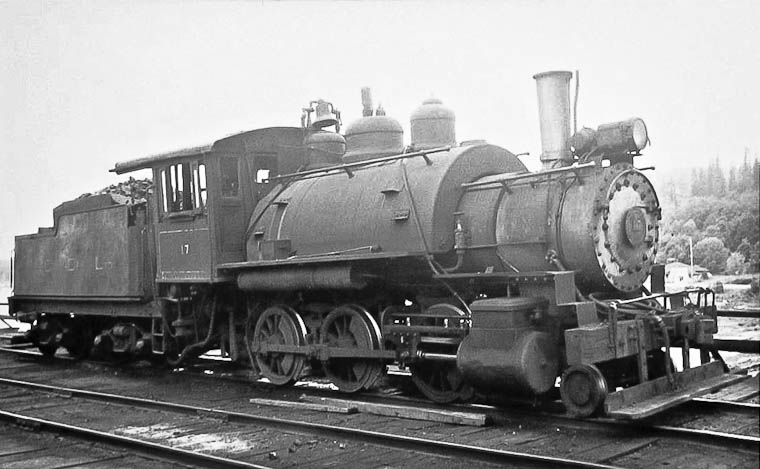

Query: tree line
[657,153,759,274]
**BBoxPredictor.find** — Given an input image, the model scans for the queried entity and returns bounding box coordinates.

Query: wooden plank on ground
[249,397,358,414]
[299,395,488,426]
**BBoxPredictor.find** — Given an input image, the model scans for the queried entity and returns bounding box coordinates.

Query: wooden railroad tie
[249,397,359,414]
[249,395,489,426]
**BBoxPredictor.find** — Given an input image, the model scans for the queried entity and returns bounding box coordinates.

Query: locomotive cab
[111,127,305,359]
[112,127,305,283]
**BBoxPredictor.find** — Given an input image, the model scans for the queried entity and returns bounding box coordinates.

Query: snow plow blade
[605,360,747,419]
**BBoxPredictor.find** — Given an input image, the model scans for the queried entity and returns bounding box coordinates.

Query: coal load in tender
[78,177,153,205]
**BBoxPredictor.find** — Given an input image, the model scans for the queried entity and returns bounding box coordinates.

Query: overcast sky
[1,0,758,257]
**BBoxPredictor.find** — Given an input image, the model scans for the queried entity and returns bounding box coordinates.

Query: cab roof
[111,126,302,175]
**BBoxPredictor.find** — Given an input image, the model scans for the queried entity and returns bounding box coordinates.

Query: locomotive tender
[9,71,739,419]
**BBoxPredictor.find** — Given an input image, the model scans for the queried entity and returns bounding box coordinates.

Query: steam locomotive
[9,71,737,419]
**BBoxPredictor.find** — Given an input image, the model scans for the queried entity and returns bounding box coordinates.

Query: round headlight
[631,118,648,151]
[595,117,649,155]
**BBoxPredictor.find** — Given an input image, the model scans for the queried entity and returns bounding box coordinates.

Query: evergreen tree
[704,165,713,196]
[738,151,752,191]
[711,157,725,195]
[691,168,700,196]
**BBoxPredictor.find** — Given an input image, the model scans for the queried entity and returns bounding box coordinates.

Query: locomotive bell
[312,100,340,129]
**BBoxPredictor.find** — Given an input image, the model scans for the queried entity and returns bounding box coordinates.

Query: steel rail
[0,346,80,360]
[520,409,760,452]
[0,347,756,455]
[475,398,760,452]
[643,424,760,448]
[691,398,760,410]
[433,396,760,452]
[0,376,618,469]
[418,398,760,453]
[0,409,269,469]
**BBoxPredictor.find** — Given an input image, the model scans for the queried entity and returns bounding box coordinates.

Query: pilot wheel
[560,363,609,417]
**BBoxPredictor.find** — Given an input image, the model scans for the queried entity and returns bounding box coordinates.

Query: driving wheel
[251,305,307,386]
[319,304,384,393]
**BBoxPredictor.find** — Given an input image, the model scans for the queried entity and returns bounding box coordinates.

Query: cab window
[194,163,207,208]
[161,161,206,216]
[220,157,239,198]
[254,152,278,184]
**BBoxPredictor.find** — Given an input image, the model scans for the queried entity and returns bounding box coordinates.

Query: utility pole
[689,237,694,279]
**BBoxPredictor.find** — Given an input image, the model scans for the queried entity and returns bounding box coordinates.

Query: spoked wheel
[410,303,473,404]
[560,364,608,417]
[35,318,61,357]
[410,362,474,404]
[251,305,307,386]
[319,304,384,393]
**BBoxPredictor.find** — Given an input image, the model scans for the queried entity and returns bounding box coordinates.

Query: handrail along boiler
[8,71,739,419]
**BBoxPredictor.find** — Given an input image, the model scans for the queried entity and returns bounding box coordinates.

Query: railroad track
[0,419,189,469]
[0,376,616,469]
[0,346,757,468]
[0,408,267,469]
[183,353,760,450]
[7,344,757,446]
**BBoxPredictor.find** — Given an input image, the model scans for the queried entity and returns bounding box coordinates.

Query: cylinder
[458,330,558,394]
[456,297,558,395]
[533,71,573,168]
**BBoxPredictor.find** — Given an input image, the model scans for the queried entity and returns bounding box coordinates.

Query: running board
[605,360,747,419]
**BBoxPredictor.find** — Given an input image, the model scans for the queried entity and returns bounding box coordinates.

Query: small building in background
[665,261,711,283]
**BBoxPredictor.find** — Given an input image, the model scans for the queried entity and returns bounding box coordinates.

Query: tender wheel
[411,362,474,404]
[62,322,93,359]
[560,364,608,417]
[35,318,61,357]
[251,305,307,386]
[319,304,384,393]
